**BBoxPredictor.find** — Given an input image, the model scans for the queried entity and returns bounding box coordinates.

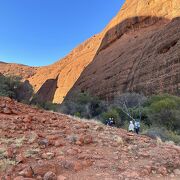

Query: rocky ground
[0,97,180,180]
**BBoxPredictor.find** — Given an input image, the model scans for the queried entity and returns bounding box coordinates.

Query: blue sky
[0,0,125,66]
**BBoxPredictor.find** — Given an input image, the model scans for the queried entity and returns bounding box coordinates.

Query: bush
[143,127,180,144]
[32,101,58,111]
[101,108,121,127]
[113,93,147,108]
[143,127,168,141]
[144,94,180,132]
[0,74,33,102]
[59,92,107,119]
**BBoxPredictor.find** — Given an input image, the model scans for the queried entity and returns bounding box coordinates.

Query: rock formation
[66,0,180,100]
[0,97,180,179]
[0,0,180,103]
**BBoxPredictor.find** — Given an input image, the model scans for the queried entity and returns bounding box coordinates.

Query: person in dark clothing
[106,118,114,126]
[134,119,140,134]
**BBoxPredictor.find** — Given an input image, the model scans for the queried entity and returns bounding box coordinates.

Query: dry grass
[0,159,16,172]
[0,147,7,158]
[25,148,40,158]
[113,135,124,146]
[67,134,78,144]
[156,137,163,146]
[67,115,102,125]
[0,136,25,148]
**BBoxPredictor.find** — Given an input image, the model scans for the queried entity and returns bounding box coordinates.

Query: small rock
[95,126,104,131]
[3,107,12,114]
[23,116,32,123]
[29,132,39,143]
[174,169,180,175]
[37,176,43,180]
[6,147,14,158]
[157,167,167,175]
[93,155,103,160]
[144,165,152,174]
[14,176,24,180]
[75,141,82,146]
[79,135,93,145]
[66,149,78,156]
[124,171,139,178]
[54,140,65,147]
[14,177,36,180]
[73,162,83,172]
[170,173,175,178]
[95,161,108,169]
[47,135,59,141]
[43,171,57,180]
[31,162,57,176]
[41,152,55,160]
[73,160,92,172]
[57,175,67,180]
[19,166,33,177]
[2,176,11,180]
[16,153,25,163]
[141,169,150,176]
[38,139,49,147]
[138,152,150,158]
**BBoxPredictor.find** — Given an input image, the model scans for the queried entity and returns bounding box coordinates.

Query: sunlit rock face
[0,0,180,103]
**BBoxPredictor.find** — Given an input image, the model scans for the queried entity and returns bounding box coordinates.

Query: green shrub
[74,112,81,118]
[59,92,107,119]
[143,127,168,141]
[143,127,180,144]
[149,98,178,112]
[144,94,180,132]
[60,91,180,144]
[0,74,33,102]
[33,101,58,111]
[144,94,180,112]
[101,108,121,127]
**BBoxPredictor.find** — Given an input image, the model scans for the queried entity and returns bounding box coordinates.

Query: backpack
[135,121,140,128]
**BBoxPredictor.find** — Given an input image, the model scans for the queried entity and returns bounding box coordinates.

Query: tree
[113,93,146,122]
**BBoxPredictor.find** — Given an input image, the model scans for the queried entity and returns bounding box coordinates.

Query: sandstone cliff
[0,0,180,103]
[66,0,180,100]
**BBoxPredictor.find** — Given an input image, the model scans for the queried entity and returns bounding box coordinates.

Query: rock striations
[0,0,180,103]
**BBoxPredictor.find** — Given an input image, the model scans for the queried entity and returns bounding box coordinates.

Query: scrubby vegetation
[0,74,57,110]
[59,92,107,119]
[0,74,179,144]
[59,92,180,144]
[0,74,33,102]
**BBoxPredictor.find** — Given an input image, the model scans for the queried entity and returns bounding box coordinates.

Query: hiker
[134,119,140,134]
[106,117,114,126]
[128,121,134,132]
[111,118,115,126]
[106,118,111,126]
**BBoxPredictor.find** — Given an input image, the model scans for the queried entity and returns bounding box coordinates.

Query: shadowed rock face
[0,0,180,103]
[67,17,180,100]
[34,76,59,103]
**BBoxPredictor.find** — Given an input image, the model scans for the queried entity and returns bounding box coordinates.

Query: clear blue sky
[0,0,125,67]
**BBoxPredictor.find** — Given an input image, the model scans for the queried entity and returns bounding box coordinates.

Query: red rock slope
[0,0,180,103]
[0,97,180,179]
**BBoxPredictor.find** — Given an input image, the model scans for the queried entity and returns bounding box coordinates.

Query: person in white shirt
[128,121,134,132]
